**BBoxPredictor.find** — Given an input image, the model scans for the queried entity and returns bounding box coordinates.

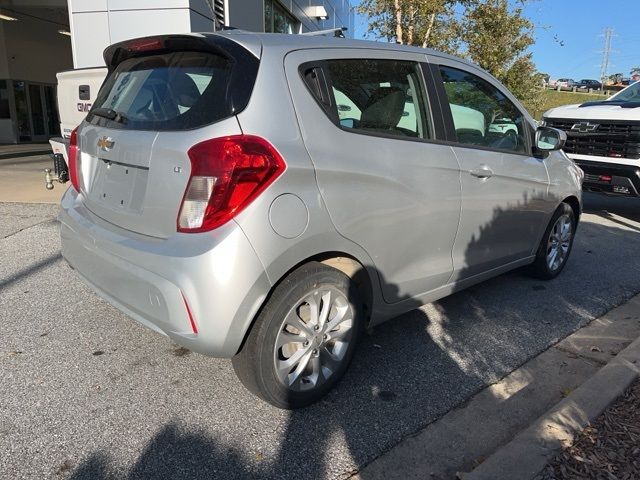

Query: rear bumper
[570,157,640,197]
[59,189,271,357]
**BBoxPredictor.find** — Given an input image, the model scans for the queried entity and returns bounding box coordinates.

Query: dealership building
[0,0,354,144]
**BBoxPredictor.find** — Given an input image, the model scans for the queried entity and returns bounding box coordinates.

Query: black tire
[529,202,576,280]
[232,262,364,409]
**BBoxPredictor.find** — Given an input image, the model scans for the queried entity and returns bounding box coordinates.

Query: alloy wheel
[273,288,354,392]
[546,213,573,272]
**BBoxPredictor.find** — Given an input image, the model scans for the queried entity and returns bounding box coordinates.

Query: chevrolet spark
[59,32,582,409]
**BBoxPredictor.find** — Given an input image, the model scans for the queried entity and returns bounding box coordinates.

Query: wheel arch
[562,195,581,223]
[234,251,376,356]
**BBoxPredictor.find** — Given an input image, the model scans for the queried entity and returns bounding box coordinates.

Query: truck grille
[545,119,640,159]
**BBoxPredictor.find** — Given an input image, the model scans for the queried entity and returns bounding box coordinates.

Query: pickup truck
[542,81,640,197]
[45,67,107,189]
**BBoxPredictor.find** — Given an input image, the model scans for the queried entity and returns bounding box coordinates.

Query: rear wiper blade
[91,107,128,123]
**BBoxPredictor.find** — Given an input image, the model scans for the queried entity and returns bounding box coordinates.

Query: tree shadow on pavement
[70,422,252,480]
[68,193,640,480]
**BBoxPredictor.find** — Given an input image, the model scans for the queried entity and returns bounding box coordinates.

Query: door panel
[452,147,549,279]
[433,61,550,281]
[285,50,462,303]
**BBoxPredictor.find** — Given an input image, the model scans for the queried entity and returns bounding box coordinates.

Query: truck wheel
[530,203,576,280]
[232,262,364,409]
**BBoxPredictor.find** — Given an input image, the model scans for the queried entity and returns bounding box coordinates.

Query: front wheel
[529,203,576,280]
[232,262,363,409]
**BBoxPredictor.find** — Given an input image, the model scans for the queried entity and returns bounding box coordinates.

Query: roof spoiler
[302,27,347,38]
[103,34,257,70]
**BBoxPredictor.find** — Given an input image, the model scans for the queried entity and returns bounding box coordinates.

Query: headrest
[359,87,405,130]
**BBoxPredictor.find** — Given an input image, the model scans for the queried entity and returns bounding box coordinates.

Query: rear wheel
[530,203,576,279]
[232,262,363,409]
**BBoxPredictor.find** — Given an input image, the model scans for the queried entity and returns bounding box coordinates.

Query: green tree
[358,0,544,114]
[357,0,470,53]
[460,0,542,114]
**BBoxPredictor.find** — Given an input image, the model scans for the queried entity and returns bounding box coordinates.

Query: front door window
[439,66,528,154]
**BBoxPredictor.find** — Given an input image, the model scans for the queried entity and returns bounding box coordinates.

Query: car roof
[207,30,537,121]
[206,30,478,68]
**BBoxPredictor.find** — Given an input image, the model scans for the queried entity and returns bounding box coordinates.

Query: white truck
[542,81,640,197]
[45,67,107,189]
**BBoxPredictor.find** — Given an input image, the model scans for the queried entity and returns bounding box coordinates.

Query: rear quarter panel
[233,45,387,317]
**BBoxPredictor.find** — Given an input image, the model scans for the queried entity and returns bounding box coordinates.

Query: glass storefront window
[11,80,59,141]
[264,0,299,34]
[0,80,9,119]
[44,85,60,136]
[13,81,30,141]
[29,84,46,136]
[264,0,272,33]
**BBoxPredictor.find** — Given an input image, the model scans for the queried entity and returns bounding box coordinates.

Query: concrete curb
[458,334,640,480]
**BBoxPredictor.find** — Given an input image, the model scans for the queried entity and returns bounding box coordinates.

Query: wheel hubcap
[546,213,573,272]
[274,287,353,392]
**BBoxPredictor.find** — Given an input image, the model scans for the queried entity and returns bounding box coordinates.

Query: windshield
[609,81,640,103]
[89,51,234,130]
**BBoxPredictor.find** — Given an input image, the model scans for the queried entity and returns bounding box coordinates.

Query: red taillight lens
[177,135,286,233]
[68,127,80,192]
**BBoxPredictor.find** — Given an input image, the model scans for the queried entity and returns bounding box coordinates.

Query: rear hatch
[76,34,260,238]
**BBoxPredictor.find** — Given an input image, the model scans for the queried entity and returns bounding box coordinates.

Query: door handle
[469,165,494,179]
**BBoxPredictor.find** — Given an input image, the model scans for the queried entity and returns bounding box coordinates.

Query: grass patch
[530,89,609,120]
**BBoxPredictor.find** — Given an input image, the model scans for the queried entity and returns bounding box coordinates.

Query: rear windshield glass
[89,51,233,130]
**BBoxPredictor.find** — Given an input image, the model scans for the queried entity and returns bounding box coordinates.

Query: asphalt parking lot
[2,194,640,479]
[0,155,64,204]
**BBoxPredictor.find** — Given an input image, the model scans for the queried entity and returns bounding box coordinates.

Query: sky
[353,1,640,81]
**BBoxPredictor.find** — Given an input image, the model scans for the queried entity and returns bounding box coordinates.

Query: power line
[599,27,614,84]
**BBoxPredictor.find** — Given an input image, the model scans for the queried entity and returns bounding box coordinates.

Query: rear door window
[89,51,233,130]
[324,59,431,140]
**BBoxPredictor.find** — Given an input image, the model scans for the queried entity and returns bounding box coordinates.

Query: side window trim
[433,61,534,156]
[406,73,426,139]
[421,63,455,142]
[299,61,338,124]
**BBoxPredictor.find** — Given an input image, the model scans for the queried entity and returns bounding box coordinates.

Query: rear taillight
[68,127,80,192]
[177,135,286,233]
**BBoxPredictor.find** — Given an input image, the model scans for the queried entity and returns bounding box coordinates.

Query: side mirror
[339,118,356,128]
[535,126,566,152]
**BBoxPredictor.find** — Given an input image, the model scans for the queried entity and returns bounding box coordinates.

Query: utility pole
[599,27,614,85]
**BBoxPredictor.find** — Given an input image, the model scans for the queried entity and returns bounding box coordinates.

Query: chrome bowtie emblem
[570,122,599,133]
[97,136,115,151]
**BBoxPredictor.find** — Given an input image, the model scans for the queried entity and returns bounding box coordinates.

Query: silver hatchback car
[59,32,582,408]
